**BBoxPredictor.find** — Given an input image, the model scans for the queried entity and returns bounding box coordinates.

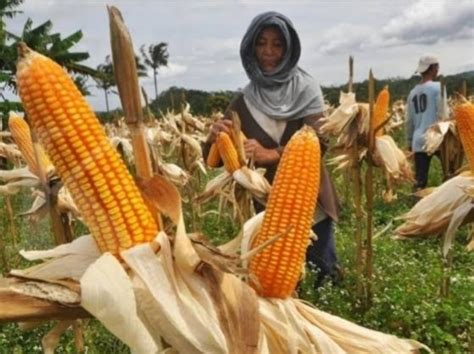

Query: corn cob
[207,129,246,168]
[233,131,247,146]
[216,131,241,173]
[206,142,221,167]
[249,126,320,298]
[372,86,390,137]
[8,112,52,176]
[454,102,474,173]
[16,43,158,255]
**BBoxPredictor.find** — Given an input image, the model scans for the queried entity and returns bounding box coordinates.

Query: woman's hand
[244,139,280,165]
[206,119,233,144]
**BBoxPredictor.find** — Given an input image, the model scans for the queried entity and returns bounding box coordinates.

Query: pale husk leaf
[423,121,452,155]
[80,252,158,354]
[293,299,430,353]
[241,211,265,263]
[319,92,359,135]
[442,201,474,258]
[20,235,100,261]
[395,175,474,237]
[110,136,134,164]
[10,282,80,305]
[374,135,413,182]
[196,171,233,203]
[233,166,271,203]
[181,133,203,157]
[123,233,228,353]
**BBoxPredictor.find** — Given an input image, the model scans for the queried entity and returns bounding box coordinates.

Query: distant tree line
[322,71,474,105]
[150,87,236,116]
[144,71,474,117]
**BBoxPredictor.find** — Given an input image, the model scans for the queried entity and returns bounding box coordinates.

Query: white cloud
[315,24,377,55]
[154,63,187,78]
[382,0,474,44]
[314,0,474,55]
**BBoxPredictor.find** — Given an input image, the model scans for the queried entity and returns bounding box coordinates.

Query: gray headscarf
[240,11,324,121]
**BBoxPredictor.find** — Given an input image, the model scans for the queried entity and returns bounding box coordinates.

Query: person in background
[406,55,441,191]
[203,11,341,288]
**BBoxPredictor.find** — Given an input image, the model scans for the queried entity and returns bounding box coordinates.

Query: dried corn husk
[374,135,413,182]
[320,92,411,196]
[0,142,23,163]
[423,121,453,155]
[385,99,405,133]
[0,167,41,194]
[232,167,271,204]
[395,173,474,238]
[319,92,359,136]
[18,188,80,222]
[11,220,428,354]
[110,136,135,164]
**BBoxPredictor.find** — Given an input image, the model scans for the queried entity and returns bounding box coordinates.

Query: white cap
[415,55,439,74]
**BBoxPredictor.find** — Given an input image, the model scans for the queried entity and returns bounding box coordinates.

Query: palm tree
[0,0,23,86]
[140,42,169,103]
[73,74,92,96]
[94,54,148,113]
[2,17,99,92]
[134,54,148,78]
[0,0,23,42]
[94,56,115,113]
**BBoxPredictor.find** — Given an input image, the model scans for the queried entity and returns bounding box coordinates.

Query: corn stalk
[440,234,453,298]
[364,70,375,306]
[108,5,163,229]
[0,158,7,272]
[4,195,18,248]
[108,6,153,179]
[29,125,73,246]
[439,80,451,180]
[346,56,365,297]
[0,199,9,272]
[0,123,17,266]
[461,80,468,98]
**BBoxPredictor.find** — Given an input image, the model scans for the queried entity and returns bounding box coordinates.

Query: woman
[204,11,341,287]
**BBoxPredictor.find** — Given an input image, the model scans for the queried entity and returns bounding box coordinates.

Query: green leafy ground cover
[0,156,472,353]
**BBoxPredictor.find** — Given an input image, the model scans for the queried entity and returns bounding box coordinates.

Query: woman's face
[255,27,285,73]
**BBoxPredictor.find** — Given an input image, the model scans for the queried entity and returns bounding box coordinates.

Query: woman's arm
[244,139,281,166]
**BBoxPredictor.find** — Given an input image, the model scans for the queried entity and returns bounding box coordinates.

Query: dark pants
[414,152,433,190]
[306,217,339,287]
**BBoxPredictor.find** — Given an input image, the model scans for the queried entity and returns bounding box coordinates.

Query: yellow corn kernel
[206,142,221,167]
[372,86,390,137]
[454,102,474,173]
[216,131,241,173]
[16,43,158,256]
[8,112,52,176]
[249,126,321,298]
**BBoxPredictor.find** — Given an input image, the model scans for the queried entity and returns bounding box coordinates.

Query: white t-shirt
[406,81,441,152]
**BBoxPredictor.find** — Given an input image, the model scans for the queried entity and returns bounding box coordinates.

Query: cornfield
[0,6,473,354]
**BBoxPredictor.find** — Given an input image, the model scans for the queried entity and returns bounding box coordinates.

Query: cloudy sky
[4,0,474,111]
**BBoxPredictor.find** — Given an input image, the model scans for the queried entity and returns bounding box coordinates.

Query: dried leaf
[199,263,260,354]
[80,253,158,353]
[442,202,474,258]
[136,174,182,224]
